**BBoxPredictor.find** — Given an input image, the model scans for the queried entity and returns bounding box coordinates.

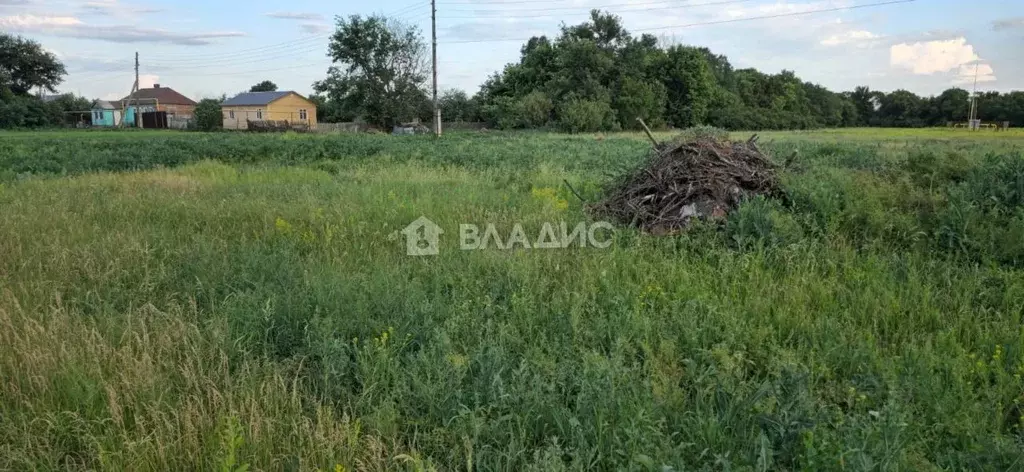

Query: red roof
[119,85,196,106]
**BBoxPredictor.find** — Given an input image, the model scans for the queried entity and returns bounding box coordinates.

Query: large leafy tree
[313,15,428,127]
[249,80,278,92]
[658,45,715,127]
[193,98,223,131]
[0,34,66,96]
[927,88,969,125]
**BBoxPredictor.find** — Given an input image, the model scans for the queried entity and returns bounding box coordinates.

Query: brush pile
[593,131,780,234]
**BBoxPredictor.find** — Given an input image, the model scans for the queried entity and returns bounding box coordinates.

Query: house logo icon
[401,216,443,256]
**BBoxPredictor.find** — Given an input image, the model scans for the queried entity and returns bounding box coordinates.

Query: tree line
[5,13,1024,131]
[311,10,1023,132]
[0,34,93,128]
[460,10,1024,131]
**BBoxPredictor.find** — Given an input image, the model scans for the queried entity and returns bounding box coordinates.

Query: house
[90,100,121,127]
[118,84,197,120]
[221,91,317,130]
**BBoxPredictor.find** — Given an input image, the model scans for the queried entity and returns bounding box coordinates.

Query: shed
[91,100,122,127]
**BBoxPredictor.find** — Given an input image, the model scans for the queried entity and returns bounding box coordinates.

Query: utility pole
[133,52,143,129]
[968,61,980,130]
[122,52,139,128]
[431,0,441,137]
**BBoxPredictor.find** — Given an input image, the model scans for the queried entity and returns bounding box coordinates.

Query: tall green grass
[0,129,1023,470]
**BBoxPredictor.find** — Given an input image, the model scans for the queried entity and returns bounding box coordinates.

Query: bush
[479,92,553,129]
[193,98,223,131]
[517,91,553,128]
[557,98,616,133]
[0,95,61,129]
[725,196,803,248]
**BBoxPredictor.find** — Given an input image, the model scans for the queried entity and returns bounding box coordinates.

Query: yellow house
[221,91,318,130]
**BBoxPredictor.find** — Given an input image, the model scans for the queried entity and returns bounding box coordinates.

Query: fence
[168,117,193,130]
[313,122,368,133]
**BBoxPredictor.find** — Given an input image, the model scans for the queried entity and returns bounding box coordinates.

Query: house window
[299,109,307,121]
[256,109,263,119]
[229,110,235,119]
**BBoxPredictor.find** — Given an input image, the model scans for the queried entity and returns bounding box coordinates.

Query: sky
[1,0,1022,102]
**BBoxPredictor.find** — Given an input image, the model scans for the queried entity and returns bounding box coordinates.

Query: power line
[147,34,330,62]
[441,0,752,14]
[438,0,585,5]
[384,1,430,16]
[391,4,431,18]
[165,62,326,77]
[635,0,914,31]
[439,0,914,43]
[146,43,326,70]
[439,0,755,19]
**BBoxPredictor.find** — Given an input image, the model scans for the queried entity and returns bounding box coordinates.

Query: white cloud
[81,0,161,16]
[0,14,82,27]
[953,63,996,85]
[890,37,979,74]
[138,74,159,88]
[820,29,879,46]
[0,13,244,45]
[266,12,323,21]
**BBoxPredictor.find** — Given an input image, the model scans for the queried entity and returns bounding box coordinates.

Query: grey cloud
[81,5,162,15]
[299,23,331,34]
[443,20,546,43]
[4,20,245,45]
[78,1,163,16]
[266,12,324,21]
[68,27,245,45]
[993,17,1024,31]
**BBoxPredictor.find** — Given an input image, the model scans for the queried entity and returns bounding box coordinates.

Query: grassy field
[0,128,1023,470]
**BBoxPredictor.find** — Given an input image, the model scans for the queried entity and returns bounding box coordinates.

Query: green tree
[313,15,428,128]
[614,76,666,129]
[848,86,877,126]
[659,45,715,127]
[438,89,479,122]
[193,98,223,131]
[878,89,925,127]
[927,88,969,125]
[249,80,278,92]
[0,34,66,96]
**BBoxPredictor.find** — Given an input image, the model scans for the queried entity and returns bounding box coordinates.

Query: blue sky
[1,0,1021,101]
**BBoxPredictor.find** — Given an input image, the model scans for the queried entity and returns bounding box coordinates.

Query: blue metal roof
[222,91,294,106]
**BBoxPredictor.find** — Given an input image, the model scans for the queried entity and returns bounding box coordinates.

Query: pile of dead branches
[592,130,780,234]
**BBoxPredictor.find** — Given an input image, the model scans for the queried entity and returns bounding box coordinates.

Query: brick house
[119,84,197,118]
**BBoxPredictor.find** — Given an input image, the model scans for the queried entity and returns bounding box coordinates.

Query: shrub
[517,91,553,128]
[557,98,616,133]
[193,98,223,131]
[725,196,803,248]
